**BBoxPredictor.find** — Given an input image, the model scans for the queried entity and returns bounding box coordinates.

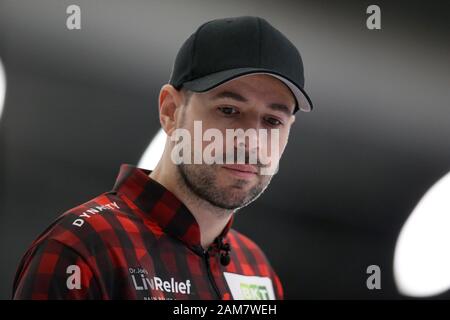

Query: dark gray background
[0,0,449,299]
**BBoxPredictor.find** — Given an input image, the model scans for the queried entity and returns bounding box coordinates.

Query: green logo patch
[240,283,270,300]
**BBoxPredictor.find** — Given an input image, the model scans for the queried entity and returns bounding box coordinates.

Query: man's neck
[149,161,233,251]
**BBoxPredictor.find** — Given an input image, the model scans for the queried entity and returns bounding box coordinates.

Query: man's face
[175,74,296,210]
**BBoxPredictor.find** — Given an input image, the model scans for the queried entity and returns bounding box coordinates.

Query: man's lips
[222,164,259,177]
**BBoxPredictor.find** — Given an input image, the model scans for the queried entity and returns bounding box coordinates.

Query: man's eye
[218,106,239,115]
[265,117,283,126]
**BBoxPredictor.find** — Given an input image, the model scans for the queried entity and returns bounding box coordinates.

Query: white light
[0,58,6,120]
[394,170,450,297]
[137,128,166,170]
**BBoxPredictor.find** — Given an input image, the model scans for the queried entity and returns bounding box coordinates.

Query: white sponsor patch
[72,201,120,227]
[223,272,275,300]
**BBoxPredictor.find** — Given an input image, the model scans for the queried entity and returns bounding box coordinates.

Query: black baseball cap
[169,16,313,113]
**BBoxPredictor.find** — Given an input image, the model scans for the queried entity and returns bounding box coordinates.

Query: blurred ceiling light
[138,128,166,170]
[0,58,6,120]
[394,170,450,297]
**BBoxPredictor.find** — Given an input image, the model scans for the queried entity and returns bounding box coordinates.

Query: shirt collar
[111,164,234,253]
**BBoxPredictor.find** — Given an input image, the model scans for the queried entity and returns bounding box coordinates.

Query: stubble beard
[177,163,272,211]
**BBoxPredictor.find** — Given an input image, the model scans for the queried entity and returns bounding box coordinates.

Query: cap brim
[181,67,313,113]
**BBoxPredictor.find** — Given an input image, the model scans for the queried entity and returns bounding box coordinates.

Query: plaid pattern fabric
[13,164,284,300]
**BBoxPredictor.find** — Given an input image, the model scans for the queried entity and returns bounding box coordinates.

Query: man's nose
[232,117,263,154]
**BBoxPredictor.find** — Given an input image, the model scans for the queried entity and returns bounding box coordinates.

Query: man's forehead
[204,74,296,110]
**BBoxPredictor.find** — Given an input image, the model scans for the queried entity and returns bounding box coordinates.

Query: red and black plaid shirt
[13,164,284,300]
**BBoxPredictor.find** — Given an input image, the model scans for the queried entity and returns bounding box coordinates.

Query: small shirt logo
[129,267,192,296]
[223,272,275,300]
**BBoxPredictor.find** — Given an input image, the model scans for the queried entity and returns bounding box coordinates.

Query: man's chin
[177,163,265,210]
[206,199,249,211]
[214,189,260,209]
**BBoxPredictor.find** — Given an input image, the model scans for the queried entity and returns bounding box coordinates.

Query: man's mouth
[221,164,258,178]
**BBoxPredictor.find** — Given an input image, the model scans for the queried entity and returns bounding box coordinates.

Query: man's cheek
[275,131,290,157]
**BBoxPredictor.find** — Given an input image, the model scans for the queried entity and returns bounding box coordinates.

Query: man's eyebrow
[268,103,294,117]
[211,90,294,116]
[211,90,248,102]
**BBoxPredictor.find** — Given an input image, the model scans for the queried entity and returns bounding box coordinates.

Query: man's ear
[290,114,296,126]
[158,84,184,136]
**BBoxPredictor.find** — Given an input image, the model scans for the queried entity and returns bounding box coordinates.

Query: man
[13,16,313,300]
